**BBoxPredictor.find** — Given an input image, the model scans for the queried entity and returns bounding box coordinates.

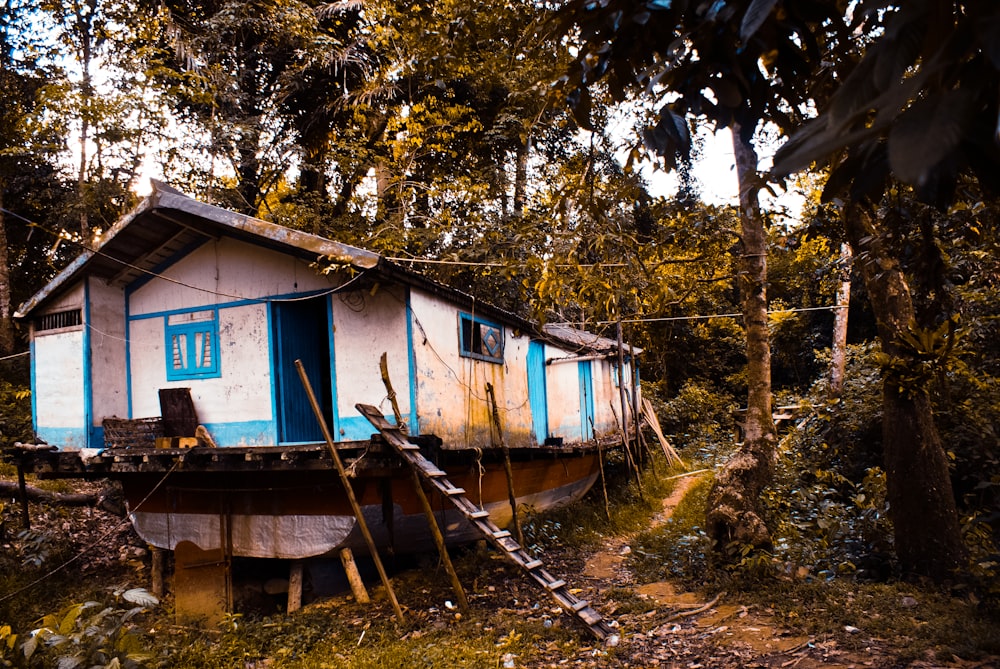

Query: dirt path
[572,473,907,669]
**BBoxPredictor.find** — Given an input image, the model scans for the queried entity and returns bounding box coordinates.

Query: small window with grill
[165,310,220,380]
[459,313,503,363]
[35,309,82,332]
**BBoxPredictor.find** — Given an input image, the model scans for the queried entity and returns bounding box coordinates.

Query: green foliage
[0,380,31,448]
[656,380,736,460]
[0,590,158,669]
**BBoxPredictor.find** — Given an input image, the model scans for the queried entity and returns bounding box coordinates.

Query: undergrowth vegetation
[3,340,1000,665]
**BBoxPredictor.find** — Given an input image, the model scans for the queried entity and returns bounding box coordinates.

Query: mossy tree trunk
[846,206,967,581]
[705,126,777,551]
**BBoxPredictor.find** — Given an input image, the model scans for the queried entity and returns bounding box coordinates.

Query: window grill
[35,309,82,332]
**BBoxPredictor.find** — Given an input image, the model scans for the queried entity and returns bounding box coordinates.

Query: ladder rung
[469,510,490,519]
[424,468,447,477]
[579,610,603,625]
[523,559,543,570]
[444,487,466,495]
[545,579,566,591]
[400,444,420,451]
[571,599,590,612]
[492,530,511,539]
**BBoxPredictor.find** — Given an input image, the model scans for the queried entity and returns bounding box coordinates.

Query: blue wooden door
[273,298,333,443]
[527,341,549,445]
[578,360,595,440]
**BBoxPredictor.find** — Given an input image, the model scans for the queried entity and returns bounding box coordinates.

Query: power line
[555,304,848,328]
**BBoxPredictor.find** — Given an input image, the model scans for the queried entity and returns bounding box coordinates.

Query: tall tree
[561,0,997,579]
[557,0,849,551]
[0,1,68,356]
[770,0,1000,580]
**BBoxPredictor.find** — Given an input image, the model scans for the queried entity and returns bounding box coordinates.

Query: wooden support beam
[151,547,165,598]
[340,548,370,604]
[295,360,405,622]
[408,468,469,613]
[485,382,524,547]
[16,465,30,529]
[287,561,304,613]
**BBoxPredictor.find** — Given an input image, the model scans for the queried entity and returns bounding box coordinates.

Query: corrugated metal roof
[542,323,643,356]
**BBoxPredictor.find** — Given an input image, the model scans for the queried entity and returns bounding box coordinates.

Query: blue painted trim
[83,279,94,448]
[163,309,221,381]
[578,360,595,440]
[125,237,212,294]
[29,339,37,437]
[327,296,341,440]
[36,426,89,450]
[266,302,279,445]
[527,340,549,445]
[405,289,419,434]
[457,311,504,364]
[124,288,133,418]
[271,299,286,441]
[200,419,277,447]
[128,288,336,322]
[339,415,385,442]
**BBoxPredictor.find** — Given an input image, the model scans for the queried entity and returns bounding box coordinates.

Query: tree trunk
[513,133,531,218]
[0,187,15,356]
[829,242,852,398]
[705,125,776,550]
[845,205,967,581]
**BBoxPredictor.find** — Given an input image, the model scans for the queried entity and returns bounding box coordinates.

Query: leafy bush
[656,380,736,461]
[0,589,158,669]
[0,381,32,449]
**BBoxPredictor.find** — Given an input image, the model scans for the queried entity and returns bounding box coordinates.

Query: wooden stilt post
[16,463,30,529]
[408,469,470,613]
[287,560,304,613]
[340,548,370,604]
[295,360,405,622]
[485,382,523,547]
[594,418,611,521]
[151,547,165,598]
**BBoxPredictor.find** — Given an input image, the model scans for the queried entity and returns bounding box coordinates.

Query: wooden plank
[159,388,199,437]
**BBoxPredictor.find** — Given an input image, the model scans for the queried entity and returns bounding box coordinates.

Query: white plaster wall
[129,304,272,427]
[330,285,411,422]
[408,290,533,448]
[129,238,339,316]
[545,358,584,441]
[87,278,128,423]
[34,330,85,428]
[32,283,86,443]
[592,358,619,438]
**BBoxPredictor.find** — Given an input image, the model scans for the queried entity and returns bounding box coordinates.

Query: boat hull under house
[15,181,640,562]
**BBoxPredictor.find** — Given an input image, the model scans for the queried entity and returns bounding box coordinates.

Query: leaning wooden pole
[485,382,524,547]
[295,360,404,622]
[408,468,470,613]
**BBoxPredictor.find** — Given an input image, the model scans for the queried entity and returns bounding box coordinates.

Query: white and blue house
[17,181,639,455]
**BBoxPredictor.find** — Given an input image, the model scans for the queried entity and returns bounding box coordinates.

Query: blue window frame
[459,313,504,363]
[165,310,220,380]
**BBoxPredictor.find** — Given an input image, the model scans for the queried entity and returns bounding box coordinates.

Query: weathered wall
[408,289,534,449]
[31,283,86,448]
[87,278,128,442]
[545,358,587,443]
[330,284,412,440]
[128,238,334,315]
[127,238,340,446]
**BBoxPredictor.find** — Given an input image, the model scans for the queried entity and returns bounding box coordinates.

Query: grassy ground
[2,452,999,667]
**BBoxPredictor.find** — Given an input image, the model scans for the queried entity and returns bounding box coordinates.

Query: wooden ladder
[356,403,613,641]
